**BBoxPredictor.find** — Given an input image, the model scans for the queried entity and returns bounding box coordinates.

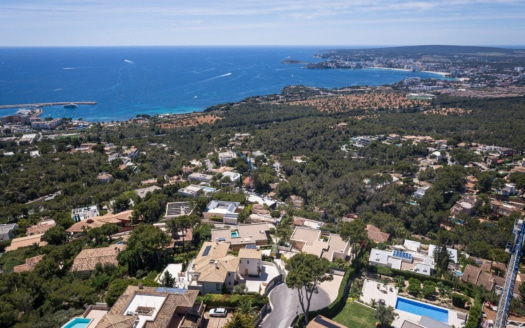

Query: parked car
[209,308,228,317]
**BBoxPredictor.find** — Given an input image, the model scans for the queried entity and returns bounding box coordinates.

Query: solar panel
[393,250,412,261]
[202,245,212,256]
[246,245,257,249]
[218,237,226,242]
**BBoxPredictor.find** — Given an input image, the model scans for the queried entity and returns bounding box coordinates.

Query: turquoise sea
[0,46,443,122]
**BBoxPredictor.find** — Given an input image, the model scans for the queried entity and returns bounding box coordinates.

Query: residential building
[450,195,478,217]
[71,205,99,222]
[306,315,347,328]
[71,244,127,272]
[26,219,56,235]
[218,149,236,165]
[461,264,499,292]
[19,133,37,144]
[238,246,263,276]
[188,173,214,184]
[290,227,350,261]
[178,185,203,197]
[342,213,359,223]
[0,223,18,241]
[290,195,304,209]
[203,200,242,224]
[490,199,521,217]
[13,254,45,273]
[500,183,517,197]
[30,118,62,129]
[222,171,241,183]
[413,186,430,199]
[164,202,193,220]
[66,210,132,234]
[368,247,434,276]
[187,241,239,294]
[211,223,270,251]
[247,193,276,208]
[95,285,203,328]
[135,185,161,199]
[293,216,324,229]
[122,146,140,160]
[427,245,459,266]
[169,228,193,247]
[5,234,48,252]
[366,224,390,244]
[97,172,114,183]
[251,204,270,216]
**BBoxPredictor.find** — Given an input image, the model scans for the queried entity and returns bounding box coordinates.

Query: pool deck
[86,309,107,328]
[360,279,467,328]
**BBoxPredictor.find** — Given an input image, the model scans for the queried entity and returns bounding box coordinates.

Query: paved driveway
[262,275,342,328]
[204,312,231,328]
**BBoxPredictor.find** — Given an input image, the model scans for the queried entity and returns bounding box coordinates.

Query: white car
[209,308,228,317]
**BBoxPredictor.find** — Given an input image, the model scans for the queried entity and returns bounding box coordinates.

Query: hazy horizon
[1,0,524,47]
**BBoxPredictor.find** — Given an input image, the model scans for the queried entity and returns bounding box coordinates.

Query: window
[247,260,250,264]
[216,284,221,291]
[228,273,230,276]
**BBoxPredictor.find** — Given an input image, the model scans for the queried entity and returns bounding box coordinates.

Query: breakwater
[0,101,97,109]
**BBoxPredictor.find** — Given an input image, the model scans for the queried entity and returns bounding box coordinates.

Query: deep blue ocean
[0,47,443,122]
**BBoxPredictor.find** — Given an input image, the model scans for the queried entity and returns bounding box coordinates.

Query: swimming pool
[62,318,91,328]
[396,297,448,323]
[231,230,239,238]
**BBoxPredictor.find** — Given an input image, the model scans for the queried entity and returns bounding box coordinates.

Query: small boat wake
[124,59,134,64]
[201,72,232,82]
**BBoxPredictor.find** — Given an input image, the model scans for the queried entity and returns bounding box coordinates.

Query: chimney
[215,261,219,269]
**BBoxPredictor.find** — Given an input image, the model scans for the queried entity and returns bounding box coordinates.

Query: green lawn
[332,301,377,328]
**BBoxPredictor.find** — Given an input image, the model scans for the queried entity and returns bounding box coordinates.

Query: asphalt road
[262,283,330,328]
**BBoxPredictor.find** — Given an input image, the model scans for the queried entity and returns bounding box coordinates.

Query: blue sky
[1,0,524,46]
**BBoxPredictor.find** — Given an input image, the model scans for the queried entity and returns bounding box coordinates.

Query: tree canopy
[285,253,333,324]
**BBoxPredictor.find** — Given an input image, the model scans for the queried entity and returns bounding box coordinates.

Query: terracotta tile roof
[95,314,137,328]
[306,315,347,328]
[66,210,132,233]
[71,244,126,272]
[191,242,240,283]
[461,264,495,291]
[26,219,56,235]
[366,225,390,243]
[5,235,47,252]
[97,286,199,328]
[13,254,45,273]
[238,248,262,259]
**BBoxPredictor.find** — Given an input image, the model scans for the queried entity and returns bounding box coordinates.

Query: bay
[0,46,443,122]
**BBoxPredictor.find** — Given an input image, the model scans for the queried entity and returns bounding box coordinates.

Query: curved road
[262,283,331,328]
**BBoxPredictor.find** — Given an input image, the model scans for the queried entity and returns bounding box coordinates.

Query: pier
[0,101,97,109]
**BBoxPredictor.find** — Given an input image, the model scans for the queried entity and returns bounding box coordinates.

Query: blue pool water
[62,318,91,328]
[396,297,448,323]
[201,186,216,193]
[231,230,239,238]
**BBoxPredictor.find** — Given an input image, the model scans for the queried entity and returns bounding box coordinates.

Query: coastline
[370,66,449,77]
